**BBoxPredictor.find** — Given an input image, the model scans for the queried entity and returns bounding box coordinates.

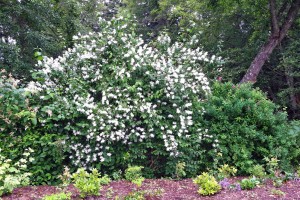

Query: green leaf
[31,117,37,125]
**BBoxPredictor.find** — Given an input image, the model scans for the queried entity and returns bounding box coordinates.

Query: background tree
[122,0,300,118]
[0,0,112,80]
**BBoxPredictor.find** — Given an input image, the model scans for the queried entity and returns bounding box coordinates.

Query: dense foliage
[202,82,298,173]
[0,148,33,196]
[193,172,221,196]
[0,70,65,185]
[26,17,219,177]
[1,1,300,192]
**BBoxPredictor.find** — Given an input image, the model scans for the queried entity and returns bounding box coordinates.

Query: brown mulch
[2,178,300,200]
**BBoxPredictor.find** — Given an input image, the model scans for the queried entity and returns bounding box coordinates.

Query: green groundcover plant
[0,148,33,196]
[42,192,71,200]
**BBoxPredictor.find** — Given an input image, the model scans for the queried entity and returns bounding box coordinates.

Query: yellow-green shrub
[193,172,221,196]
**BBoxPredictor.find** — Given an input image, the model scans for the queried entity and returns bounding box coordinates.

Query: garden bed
[2,177,300,200]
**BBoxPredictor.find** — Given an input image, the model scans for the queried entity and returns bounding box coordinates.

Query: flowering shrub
[0,148,33,196]
[28,17,219,176]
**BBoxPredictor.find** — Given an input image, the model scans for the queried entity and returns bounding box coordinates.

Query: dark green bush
[286,120,300,166]
[0,70,66,185]
[1,132,66,185]
[0,70,36,136]
[202,82,296,173]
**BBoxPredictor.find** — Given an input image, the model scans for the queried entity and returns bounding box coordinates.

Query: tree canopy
[1,0,300,118]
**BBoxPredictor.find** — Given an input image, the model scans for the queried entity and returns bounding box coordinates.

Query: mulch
[2,177,300,200]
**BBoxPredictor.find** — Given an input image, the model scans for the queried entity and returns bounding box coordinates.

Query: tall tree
[241,0,300,83]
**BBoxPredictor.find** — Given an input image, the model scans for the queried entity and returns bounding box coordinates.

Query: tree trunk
[240,0,300,83]
[240,36,279,83]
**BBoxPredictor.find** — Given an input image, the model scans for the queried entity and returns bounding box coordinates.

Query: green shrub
[0,69,37,137]
[72,168,102,198]
[217,164,237,179]
[175,161,186,179]
[239,177,259,190]
[112,170,123,180]
[42,192,71,200]
[1,133,66,185]
[99,174,111,185]
[0,70,66,185]
[249,164,266,178]
[125,166,144,187]
[0,148,33,196]
[286,120,300,167]
[202,82,293,173]
[193,172,221,196]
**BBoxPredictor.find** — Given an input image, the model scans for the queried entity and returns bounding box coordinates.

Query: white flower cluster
[1,36,17,45]
[27,17,219,168]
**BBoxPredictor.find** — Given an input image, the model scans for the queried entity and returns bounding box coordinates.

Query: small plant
[42,192,71,200]
[219,178,230,189]
[296,165,300,178]
[124,190,145,200]
[249,164,266,178]
[284,171,295,181]
[125,166,144,187]
[58,166,72,187]
[105,187,114,199]
[72,168,102,198]
[235,183,242,191]
[175,162,186,179]
[273,178,283,188]
[270,189,285,196]
[132,178,144,187]
[264,157,280,176]
[264,157,284,187]
[112,170,122,181]
[217,164,237,179]
[193,172,221,196]
[239,177,259,190]
[0,148,33,196]
[99,174,111,185]
[144,188,165,198]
